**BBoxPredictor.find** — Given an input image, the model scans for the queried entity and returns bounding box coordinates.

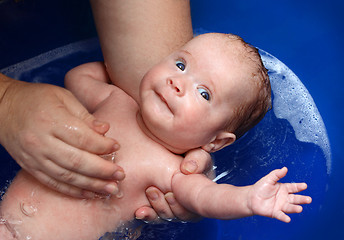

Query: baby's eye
[198,88,211,101]
[176,60,185,71]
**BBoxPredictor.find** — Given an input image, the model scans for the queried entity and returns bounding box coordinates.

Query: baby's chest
[107,147,181,220]
[94,91,182,210]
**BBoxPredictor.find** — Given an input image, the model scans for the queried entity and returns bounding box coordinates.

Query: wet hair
[223,33,272,139]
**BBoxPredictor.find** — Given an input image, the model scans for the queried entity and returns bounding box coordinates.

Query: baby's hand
[248,167,312,223]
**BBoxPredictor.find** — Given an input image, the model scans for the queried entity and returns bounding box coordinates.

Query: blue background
[190,1,344,238]
[0,0,343,239]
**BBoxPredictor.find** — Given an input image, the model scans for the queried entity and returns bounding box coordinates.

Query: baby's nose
[167,78,183,95]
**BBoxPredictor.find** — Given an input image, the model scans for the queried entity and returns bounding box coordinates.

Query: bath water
[0,38,329,240]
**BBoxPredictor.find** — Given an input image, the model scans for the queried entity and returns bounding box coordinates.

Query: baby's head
[139,33,271,154]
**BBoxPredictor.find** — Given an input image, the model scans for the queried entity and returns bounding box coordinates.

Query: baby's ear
[201,131,236,153]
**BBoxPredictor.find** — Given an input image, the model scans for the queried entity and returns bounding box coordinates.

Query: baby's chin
[159,136,205,155]
[153,135,189,155]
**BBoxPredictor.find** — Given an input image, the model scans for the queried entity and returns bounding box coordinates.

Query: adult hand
[0,76,124,198]
[135,187,202,223]
[135,149,212,222]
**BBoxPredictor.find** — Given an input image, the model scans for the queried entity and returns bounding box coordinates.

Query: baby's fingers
[275,195,312,223]
[275,203,303,223]
[264,167,288,185]
[283,203,303,214]
[286,182,308,194]
[289,194,312,205]
[274,211,291,223]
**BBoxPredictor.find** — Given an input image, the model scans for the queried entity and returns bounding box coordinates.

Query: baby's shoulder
[96,85,138,113]
[142,149,183,191]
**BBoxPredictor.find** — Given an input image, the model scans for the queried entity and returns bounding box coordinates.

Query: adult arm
[90,0,193,101]
[0,73,124,198]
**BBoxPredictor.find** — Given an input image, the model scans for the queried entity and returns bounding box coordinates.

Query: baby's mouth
[157,92,173,113]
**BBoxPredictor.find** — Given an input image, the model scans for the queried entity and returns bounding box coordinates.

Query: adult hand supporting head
[0,74,124,198]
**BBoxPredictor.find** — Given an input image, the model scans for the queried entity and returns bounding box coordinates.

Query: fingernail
[146,189,159,201]
[104,183,118,195]
[135,213,144,220]
[93,119,106,127]
[112,143,120,151]
[113,170,125,180]
[165,192,176,205]
[184,161,197,174]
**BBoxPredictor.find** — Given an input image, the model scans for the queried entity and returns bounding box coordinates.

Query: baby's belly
[0,171,126,240]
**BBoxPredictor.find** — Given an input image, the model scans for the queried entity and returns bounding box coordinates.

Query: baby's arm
[65,62,114,113]
[172,167,312,223]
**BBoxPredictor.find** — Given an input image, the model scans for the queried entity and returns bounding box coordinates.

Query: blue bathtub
[1,0,343,239]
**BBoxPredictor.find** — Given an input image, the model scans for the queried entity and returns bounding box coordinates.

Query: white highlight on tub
[213,170,230,183]
[260,49,331,174]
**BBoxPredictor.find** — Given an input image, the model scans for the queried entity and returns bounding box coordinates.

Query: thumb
[267,167,288,185]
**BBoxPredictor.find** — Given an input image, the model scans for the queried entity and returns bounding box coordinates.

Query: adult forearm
[0,74,17,144]
[90,0,193,99]
[0,73,15,106]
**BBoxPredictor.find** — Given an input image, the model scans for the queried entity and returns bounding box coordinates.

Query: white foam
[260,49,331,174]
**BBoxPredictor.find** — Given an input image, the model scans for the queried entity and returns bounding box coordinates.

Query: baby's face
[139,35,252,152]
